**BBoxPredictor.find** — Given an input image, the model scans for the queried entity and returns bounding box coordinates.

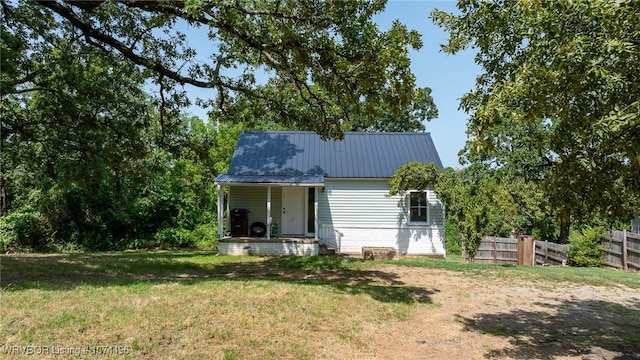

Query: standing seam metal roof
[215,131,443,184]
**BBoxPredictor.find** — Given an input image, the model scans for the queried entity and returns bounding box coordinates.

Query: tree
[389,162,547,258]
[7,0,425,139]
[432,0,640,228]
[210,81,438,133]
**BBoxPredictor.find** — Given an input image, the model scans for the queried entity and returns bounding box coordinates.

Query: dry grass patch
[2,252,639,359]
[0,252,436,359]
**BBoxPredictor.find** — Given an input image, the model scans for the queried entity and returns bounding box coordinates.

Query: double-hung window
[408,191,444,225]
[409,192,428,222]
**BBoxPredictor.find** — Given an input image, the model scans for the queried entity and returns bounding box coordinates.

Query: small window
[409,192,428,222]
[408,191,444,225]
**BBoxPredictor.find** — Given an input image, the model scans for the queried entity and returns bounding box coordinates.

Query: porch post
[217,184,223,239]
[266,186,272,240]
[314,186,319,240]
[226,186,231,234]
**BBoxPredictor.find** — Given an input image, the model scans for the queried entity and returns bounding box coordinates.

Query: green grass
[1,251,638,359]
[0,252,425,359]
[385,254,640,289]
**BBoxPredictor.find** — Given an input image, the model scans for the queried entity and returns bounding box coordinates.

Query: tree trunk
[558,210,571,244]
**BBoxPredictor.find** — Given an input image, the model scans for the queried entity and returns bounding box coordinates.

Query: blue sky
[182,1,479,168]
[375,0,480,168]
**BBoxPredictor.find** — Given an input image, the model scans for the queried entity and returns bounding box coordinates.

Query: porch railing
[318,223,342,253]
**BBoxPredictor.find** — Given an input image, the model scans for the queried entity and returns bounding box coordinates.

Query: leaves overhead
[10,0,424,138]
[432,0,640,224]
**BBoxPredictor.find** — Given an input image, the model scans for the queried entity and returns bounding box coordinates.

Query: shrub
[153,228,194,249]
[444,219,462,255]
[569,226,605,267]
[191,223,218,250]
[0,210,50,251]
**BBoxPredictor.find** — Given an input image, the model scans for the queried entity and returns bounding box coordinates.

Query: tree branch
[37,0,216,88]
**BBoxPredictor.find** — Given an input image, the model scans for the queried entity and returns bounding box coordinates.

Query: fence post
[622,229,628,271]
[532,240,536,266]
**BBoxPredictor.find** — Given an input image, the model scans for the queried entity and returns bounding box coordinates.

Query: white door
[282,187,304,235]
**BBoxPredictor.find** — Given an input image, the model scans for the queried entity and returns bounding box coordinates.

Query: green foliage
[210,83,437,135]
[270,220,280,238]
[569,226,605,267]
[387,162,440,195]
[444,219,462,255]
[432,0,640,227]
[389,163,548,259]
[0,209,49,251]
[9,0,425,139]
[190,223,219,251]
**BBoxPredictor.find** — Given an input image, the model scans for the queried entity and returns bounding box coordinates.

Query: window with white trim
[408,191,444,225]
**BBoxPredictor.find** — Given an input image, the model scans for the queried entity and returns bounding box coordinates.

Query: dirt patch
[361,265,640,360]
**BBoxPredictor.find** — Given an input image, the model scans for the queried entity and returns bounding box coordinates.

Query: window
[408,191,444,225]
[409,192,428,222]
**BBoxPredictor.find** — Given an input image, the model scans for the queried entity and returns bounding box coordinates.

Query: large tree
[4,0,424,138]
[432,0,640,228]
[209,81,438,133]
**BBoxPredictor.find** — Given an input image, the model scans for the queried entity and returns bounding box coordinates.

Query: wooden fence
[463,236,517,264]
[463,231,639,271]
[535,241,571,266]
[602,230,640,271]
[463,236,534,265]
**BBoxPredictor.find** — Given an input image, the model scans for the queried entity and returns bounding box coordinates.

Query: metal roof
[215,131,443,184]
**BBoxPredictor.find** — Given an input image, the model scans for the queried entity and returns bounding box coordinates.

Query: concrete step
[318,244,337,255]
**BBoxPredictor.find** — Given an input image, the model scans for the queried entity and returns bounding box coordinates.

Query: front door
[282,187,304,235]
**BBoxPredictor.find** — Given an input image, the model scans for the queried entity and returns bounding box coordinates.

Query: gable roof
[215,131,443,185]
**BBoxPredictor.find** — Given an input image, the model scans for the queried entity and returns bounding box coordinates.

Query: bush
[153,228,194,249]
[444,219,462,255]
[0,210,50,251]
[569,226,605,267]
[191,223,218,250]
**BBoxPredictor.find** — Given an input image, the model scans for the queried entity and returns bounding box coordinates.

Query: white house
[214,131,445,257]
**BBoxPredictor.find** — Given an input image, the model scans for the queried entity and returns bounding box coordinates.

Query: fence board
[602,230,640,272]
[465,236,518,265]
[535,241,571,266]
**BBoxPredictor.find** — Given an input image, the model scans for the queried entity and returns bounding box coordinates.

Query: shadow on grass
[0,252,438,304]
[458,298,640,359]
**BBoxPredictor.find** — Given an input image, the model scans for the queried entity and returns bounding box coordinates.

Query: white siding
[318,179,445,257]
[318,180,401,226]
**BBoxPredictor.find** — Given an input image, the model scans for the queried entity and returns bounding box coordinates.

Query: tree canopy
[432,0,640,226]
[3,0,424,139]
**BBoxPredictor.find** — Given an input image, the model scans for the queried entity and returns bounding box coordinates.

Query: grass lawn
[1,252,638,359]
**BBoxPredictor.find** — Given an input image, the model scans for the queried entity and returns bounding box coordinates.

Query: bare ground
[353,265,640,360]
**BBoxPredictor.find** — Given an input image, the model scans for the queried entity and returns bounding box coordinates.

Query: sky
[374,1,480,168]
[182,1,480,168]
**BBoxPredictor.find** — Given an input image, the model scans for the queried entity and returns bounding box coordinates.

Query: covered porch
[214,175,328,256]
